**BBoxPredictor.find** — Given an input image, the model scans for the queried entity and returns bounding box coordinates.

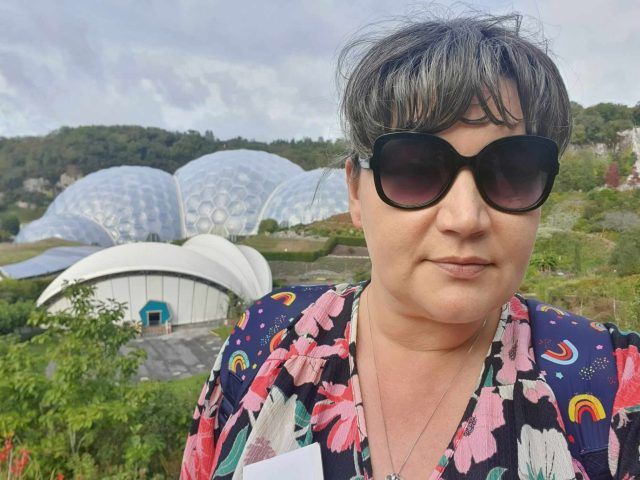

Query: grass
[0,238,81,265]
[239,235,327,253]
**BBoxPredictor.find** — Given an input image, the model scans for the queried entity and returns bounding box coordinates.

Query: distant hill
[0,100,637,211]
[0,125,348,208]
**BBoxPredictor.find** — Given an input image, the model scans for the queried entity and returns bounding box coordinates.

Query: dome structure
[175,150,303,236]
[15,214,114,246]
[16,150,348,246]
[22,166,183,245]
[258,168,348,228]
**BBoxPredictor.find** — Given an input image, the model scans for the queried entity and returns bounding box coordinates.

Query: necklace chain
[365,287,487,480]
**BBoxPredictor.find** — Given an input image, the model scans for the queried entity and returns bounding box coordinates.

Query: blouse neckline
[346,280,514,479]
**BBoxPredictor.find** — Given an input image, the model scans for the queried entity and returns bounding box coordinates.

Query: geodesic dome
[16,150,349,246]
[14,214,114,246]
[24,166,183,244]
[175,150,303,236]
[258,168,348,227]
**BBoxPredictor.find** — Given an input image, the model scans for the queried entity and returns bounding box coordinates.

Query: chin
[418,286,508,324]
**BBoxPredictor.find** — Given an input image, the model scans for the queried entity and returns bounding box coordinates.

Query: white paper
[243,442,324,480]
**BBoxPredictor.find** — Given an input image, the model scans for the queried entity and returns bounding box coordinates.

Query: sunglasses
[358,132,559,213]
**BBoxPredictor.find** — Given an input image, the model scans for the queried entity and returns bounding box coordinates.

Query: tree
[604,162,621,188]
[258,218,279,234]
[0,283,149,476]
[555,148,607,192]
[633,101,640,125]
[0,213,19,235]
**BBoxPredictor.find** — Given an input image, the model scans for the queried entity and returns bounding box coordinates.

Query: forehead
[436,80,525,155]
[462,79,524,124]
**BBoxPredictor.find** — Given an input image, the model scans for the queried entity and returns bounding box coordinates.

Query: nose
[434,168,491,238]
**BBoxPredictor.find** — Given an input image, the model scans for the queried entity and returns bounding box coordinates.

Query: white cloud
[0,0,636,139]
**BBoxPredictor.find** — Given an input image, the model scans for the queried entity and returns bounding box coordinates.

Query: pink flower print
[452,388,505,474]
[244,437,277,466]
[496,319,534,384]
[241,360,283,412]
[284,356,326,387]
[522,379,554,404]
[509,296,530,322]
[311,380,361,453]
[613,344,640,415]
[281,335,349,361]
[295,291,345,337]
[523,379,567,431]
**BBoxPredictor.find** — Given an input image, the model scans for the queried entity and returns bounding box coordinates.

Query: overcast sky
[0,0,637,141]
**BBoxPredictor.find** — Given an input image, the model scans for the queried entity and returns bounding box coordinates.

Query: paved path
[126,326,224,381]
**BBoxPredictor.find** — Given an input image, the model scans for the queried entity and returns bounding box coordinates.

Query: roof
[36,236,271,306]
[0,246,104,280]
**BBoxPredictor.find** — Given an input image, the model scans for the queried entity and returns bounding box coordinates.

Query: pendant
[386,474,403,480]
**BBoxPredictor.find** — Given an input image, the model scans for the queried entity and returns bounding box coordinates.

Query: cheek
[359,187,428,266]
[498,212,540,270]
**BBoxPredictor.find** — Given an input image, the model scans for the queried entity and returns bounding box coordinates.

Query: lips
[429,256,492,279]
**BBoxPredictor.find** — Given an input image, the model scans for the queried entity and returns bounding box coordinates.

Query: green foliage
[610,229,640,276]
[258,218,279,234]
[0,278,50,303]
[0,212,19,235]
[575,189,640,232]
[529,252,560,272]
[554,148,607,192]
[0,126,346,209]
[0,282,200,477]
[571,102,635,146]
[0,299,34,335]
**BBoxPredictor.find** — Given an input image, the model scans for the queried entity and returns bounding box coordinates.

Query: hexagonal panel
[175,149,303,236]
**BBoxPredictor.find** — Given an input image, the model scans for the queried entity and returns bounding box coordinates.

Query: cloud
[0,0,636,139]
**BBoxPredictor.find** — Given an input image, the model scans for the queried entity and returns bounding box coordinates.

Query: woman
[181,13,640,480]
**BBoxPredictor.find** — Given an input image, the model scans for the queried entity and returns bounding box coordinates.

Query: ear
[345,157,363,229]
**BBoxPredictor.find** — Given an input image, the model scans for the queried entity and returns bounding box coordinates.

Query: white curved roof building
[38,235,271,327]
[16,150,347,246]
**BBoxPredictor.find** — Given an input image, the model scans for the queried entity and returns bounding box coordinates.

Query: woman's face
[346,80,540,323]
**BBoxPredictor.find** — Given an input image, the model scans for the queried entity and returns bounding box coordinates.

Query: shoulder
[224,282,362,374]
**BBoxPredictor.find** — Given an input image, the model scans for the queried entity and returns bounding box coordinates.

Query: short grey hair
[337,12,572,175]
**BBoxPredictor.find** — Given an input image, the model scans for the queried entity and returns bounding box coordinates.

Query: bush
[0,278,50,303]
[0,213,19,235]
[258,218,279,234]
[0,283,148,477]
[0,299,34,335]
[610,230,640,276]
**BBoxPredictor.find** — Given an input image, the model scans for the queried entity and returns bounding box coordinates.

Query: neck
[361,278,501,360]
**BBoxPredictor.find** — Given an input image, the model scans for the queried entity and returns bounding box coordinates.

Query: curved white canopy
[37,240,261,306]
[236,245,272,296]
[182,234,266,299]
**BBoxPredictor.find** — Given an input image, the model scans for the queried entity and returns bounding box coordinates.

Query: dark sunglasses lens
[378,139,450,207]
[478,140,552,210]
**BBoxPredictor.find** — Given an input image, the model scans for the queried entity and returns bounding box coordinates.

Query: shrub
[0,213,19,235]
[258,218,278,234]
[0,299,34,335]
[610,230,640,276]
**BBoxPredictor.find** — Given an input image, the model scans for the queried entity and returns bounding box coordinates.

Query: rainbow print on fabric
[228,350,250,373]
[270,329,287,352]
[590,321,607,332]
[541,339,578,365]
[270,291,296,306]
[537,305,567,317]
[237,310,249,330]
[568,394,606,423]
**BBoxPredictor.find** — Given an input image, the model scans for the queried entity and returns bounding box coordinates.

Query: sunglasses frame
[358,132,559,214]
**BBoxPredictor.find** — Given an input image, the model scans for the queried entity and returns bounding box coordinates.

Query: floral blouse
[181,282,640,479]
